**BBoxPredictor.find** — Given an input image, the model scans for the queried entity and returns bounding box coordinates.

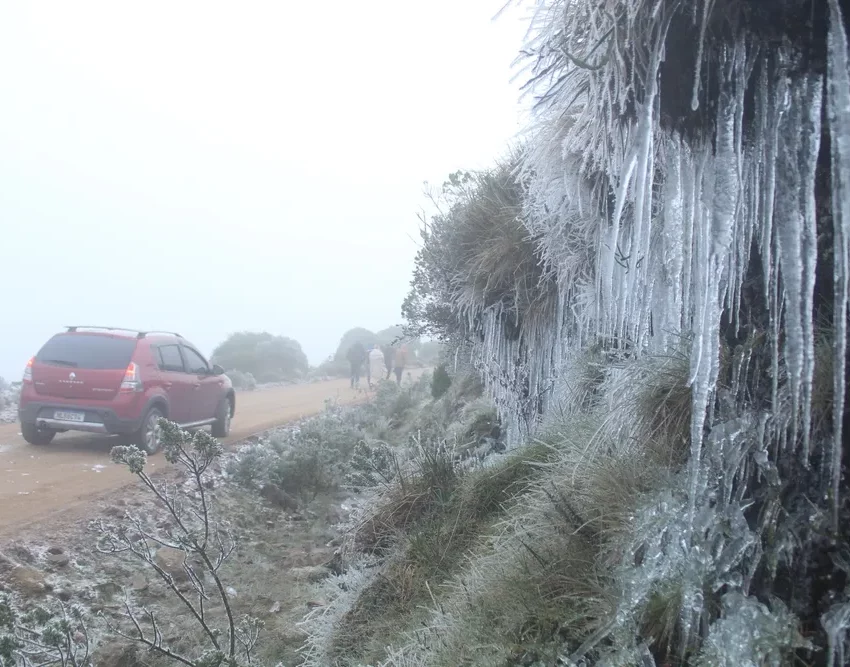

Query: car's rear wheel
[21,422,56,446]
[134,407,164,454]
[211,397,232,438]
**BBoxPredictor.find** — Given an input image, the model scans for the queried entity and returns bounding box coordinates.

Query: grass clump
[598,347,694,468]
[325,441,555,666]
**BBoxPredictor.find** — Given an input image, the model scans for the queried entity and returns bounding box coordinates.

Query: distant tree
[375,325,421,356]
[211,332,308,383]
[375,326,404,345]
[333,328,379,363]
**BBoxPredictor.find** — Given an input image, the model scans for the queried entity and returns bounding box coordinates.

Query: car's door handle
[193,383,201,389]
[163,382,172,389]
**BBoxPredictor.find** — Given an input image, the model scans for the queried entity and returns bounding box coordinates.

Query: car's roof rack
[65,326,183,339]
[141,330,184,339]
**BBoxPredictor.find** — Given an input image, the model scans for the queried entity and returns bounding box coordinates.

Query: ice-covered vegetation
[325,0,850,665]
[0,378,18,424]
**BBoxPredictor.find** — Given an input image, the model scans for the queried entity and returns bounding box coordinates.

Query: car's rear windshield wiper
[40,359,78,367]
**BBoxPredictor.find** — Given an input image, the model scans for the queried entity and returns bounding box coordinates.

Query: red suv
[17,326,235,453]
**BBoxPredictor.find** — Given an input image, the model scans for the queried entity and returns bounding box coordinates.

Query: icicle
[764,75,789,427]
[688,54,741,524]
[661,134,685,349]
[681,143,698,332]
[827,0,850,533]
[800,75,824,461]
[627,106,653,340]
[822,601,850,667]
[601,141,638,335]
[775,78,806,452]
[690,0,713,111]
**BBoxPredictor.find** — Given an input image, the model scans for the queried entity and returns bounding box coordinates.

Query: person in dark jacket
[392,345,409,384]
[382,344,394,380]
[346,342,367,389]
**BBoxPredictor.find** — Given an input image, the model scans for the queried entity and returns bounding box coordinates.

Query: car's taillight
[120,362,143,392]
[22,357,34,383]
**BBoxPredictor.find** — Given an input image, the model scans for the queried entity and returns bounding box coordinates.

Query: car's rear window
[36,334,137,370]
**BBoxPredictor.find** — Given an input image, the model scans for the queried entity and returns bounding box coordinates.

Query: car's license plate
[54,410,85,422]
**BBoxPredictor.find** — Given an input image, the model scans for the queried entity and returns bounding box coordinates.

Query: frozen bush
[226,369,257,391]
[227,404,369,501]
[0,596,93,667]
[431,364,451,399]
[348,439,401,489]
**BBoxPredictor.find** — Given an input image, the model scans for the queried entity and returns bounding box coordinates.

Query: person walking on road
[382,344,394,380]
[392,344,409,385]
[346,341,367,389]
[368,345,384,389]
[364,344,372,388]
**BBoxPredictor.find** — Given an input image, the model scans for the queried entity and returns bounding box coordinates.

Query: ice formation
[445,0,850,662]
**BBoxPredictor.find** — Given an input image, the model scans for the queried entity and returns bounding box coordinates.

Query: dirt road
[0,378,376,535]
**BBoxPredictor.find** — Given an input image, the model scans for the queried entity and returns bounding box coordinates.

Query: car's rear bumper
[18,402,142,435]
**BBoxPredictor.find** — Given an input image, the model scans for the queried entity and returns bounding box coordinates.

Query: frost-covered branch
[0,597,91,667]
[90,420,263,666]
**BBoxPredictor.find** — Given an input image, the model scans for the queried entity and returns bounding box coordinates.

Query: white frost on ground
[0,383,19,424]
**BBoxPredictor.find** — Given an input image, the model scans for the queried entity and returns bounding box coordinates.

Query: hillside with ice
[306,1,850,665]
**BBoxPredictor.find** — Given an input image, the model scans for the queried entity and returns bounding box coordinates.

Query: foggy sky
[0,1,528,380]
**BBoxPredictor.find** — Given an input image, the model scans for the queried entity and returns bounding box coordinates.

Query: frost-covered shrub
[268,444,339,502]
[374,380,403,417]
[89,423,263,667]
[0,596,93,667]
[227,441,271,488]
[431,364,451,399]
[371,374,432,427]
[348,439,400,489]
[226,369,257,391]
[228,404,370,501]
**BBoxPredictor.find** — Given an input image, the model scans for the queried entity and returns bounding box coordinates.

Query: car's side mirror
[212,364,225,375]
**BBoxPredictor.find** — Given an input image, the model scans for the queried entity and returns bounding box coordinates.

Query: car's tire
[133,407,164,455]
[21,422,56,446]
[211,397,232,438]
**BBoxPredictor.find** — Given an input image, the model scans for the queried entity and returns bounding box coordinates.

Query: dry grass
[420,156,557,330]
[366,407,685,667]
[329,443,556,665]
[449,163,544,314]
[597,346,695,468]
[384,422,615,666]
